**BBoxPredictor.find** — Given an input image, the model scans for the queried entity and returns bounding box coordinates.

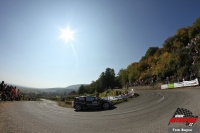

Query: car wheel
[75,104,82,111]
[102,103,110,110]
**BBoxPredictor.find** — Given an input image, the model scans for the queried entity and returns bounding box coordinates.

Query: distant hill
[46,84,89,93]
[13,84,89,94]
[66,84,89,90]
[0,80,89,94]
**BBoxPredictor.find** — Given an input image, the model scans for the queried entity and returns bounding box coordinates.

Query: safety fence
[103,89,134,101]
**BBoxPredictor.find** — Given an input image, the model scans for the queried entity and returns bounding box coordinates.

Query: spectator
[193,74,196,80]
[190,75,192,80]
[12,87,15,99]
[13,86,17,98]
[17,89,21,100]
[177,78,180,83]
[195,50,199,56]
[0,81,4,92]
[3,84,7,91]
[192,61,196,65]
[151,76,155,86]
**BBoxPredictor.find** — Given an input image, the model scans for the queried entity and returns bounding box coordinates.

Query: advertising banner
[161,78,199,89]
[183,78,199,86]
[167,84,174,89]
[174,82,184,88]
[127,89,134,97]
[161,84,168,89]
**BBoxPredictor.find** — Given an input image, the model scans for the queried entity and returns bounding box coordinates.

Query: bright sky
[0,0,200,88]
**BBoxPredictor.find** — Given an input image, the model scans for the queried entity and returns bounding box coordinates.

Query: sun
[59,27,75,43]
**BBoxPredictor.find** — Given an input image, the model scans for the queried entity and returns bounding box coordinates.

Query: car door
[85,96,95,108]
[91,97,99,107]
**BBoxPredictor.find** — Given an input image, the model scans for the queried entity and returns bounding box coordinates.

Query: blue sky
[0,0,200,88]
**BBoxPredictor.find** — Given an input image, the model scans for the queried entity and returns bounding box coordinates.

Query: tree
[163,37,174,51]
[173,27,189,48]
[78,85,85,94]
[127,63,140,81]
[144,47,159,58]
[114,76,122,88]
[104,68,115,88]
[117,69,129,86]
[189,18,200,39]
[95,68,116,93]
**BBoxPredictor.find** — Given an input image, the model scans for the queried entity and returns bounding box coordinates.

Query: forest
[78,17,200,94]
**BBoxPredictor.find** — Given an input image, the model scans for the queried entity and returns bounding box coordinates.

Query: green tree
[162,37,174,51]
[104,68,115,88]
[189,18,200,39]
[78,85,85,94]
[144,47,159,58]
[117,69,129,86]
[173,27,189,48]
[127,63,140,81]
[114,76,122,88]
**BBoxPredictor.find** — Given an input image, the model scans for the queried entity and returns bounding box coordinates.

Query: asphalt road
[1,87,200,133]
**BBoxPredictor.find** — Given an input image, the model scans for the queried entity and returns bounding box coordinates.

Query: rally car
[72,96,114,111]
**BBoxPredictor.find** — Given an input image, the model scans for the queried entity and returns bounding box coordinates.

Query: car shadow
[74,106,117,112]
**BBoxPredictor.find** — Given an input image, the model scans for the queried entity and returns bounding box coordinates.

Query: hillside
[45,84,88,93]
[13,84,88,95]
[66,84,89,90]
[78,17,200,94]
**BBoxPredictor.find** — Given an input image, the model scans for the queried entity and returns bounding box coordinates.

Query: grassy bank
[57,100,73,108]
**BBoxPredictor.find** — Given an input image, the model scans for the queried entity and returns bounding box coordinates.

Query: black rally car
[73,96,114,111]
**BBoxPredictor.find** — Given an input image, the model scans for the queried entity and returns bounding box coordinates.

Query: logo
[168,108,198,127]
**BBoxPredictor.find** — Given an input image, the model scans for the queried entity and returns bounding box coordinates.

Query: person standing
[11,87,15,100]
[0,81,4,92]
[17,89,21,101]
[13,86,17,99]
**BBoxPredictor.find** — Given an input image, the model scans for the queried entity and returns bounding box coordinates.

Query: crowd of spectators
[126,75,157,87]
[0,81,22,101]
[186,36,200,65]
[164,73,197,84]
[186,36,200,49]
[162,36,200,84]
[127,71,198,87]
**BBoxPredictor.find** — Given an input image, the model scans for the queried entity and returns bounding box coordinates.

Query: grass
[57,100,73,108]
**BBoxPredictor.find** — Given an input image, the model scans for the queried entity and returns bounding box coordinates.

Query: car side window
[86,97,95,101]
[77,97,85,101]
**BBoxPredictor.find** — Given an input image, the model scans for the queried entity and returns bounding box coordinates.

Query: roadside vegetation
[45,89,139,108]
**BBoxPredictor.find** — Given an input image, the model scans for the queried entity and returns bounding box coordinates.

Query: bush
[65,101,72,104]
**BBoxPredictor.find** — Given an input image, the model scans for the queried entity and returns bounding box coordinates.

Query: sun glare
[59,27,75,43]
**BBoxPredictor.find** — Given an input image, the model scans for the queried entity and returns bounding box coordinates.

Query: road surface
[0,87,200,133]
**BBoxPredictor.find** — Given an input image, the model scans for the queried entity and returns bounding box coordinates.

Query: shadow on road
[74,106,117,112]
